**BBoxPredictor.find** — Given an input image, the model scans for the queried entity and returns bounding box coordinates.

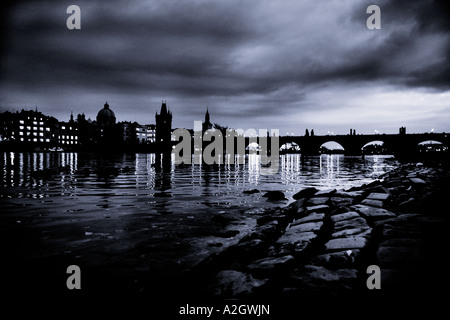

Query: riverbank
[1,160,449,316]
[174,161,450,312]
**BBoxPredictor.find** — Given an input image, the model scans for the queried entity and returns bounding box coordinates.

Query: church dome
[97,102,116,126]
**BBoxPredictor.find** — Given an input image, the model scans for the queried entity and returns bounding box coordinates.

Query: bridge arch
[417,140,448,152]
[361,140,390,155]
[246,142,261,151]
[319,141,345,154]
[280,141,301,153]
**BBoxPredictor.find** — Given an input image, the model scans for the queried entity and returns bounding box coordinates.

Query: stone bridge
[276,132,449,156]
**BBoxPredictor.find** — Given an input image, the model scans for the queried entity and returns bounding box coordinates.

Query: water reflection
[1,152,397,202]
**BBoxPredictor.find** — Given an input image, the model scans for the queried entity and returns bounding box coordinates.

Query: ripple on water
[0,152,398,270]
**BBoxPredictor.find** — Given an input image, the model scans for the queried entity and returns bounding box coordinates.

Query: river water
[0,152,398,291]
[1,152,397,201]
[0,152,398,220]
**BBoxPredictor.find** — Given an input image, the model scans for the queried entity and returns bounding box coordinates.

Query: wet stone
[212,270,266,297]
[306,197,329,206]
[361,199,384,208]
[314,189,336,197]
[330,211,360,223]
[331,227,371,239]
[288,221,323,233]
[257,214,288,226]
[325,236,367,251]
[295,199,305,210]
[291,213,324,225]
[247,221,280,240]
[277,231,317,253]
[334,217,369,231]
[246,255,295,272]
[263,190,287,201]
[306,204,329,214]
[398,198,415,211]
[334,190,365,198]
[295,207,305,217]
[409,177,426,185]
[302,265,358,282]
[293,187,318,200]
[234,239,266,256]
[329,197,354,207]
[367,192,390,201]
[352,204,396,220]
[311,249,361,268]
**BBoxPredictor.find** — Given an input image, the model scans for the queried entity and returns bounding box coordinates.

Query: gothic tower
[202,107,212,133]
[155,101,172,150]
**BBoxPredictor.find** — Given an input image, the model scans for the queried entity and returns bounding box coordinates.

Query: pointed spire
[205,106,210,123]
[160,100,168,115]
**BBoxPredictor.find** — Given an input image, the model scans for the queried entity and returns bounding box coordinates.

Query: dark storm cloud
[1,0,449,134]
[2,1,252,89]
[348,0,450,89]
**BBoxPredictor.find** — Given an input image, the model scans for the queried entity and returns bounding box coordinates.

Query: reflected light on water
[1,152,397,203]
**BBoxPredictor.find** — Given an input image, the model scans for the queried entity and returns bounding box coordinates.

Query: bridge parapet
[279,133,449,156]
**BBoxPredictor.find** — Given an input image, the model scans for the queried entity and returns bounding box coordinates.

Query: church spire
[160,100,168,115]
[205,107,210,123]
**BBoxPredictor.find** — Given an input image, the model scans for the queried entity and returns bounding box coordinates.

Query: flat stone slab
[352,204,396,219]
[334,217,369,231]
[247,255,295,271]
[314,189,336,197]
[312,249,360,268]
[294,265,358,283]
[332,227,372,238]
[306,197,329,206]
[330,197,354,207]
[213,270,266,296]
[367,192,390,201]
[361,199,384,208]
[330,211,360,223]
[325,236,367,251]
[291,213,325,225]
[278,230,316,244]
[289,221,323,233]
[306,204,329,214]
[277,231,317,252]
[409,177,426,185]
[334,190,365,198]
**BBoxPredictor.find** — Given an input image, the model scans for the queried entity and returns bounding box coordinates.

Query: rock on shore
[190,163,450,301]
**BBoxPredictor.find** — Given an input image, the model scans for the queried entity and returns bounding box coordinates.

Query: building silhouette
[155,101,172,151]
[1,101,448,160]
[0,109,59,150]
[202,107,212,133]
[96,102,116,126]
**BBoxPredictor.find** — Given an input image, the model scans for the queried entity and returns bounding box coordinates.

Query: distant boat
[48,147,64,152]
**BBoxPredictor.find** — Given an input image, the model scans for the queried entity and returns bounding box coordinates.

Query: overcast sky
[1,0,449,135]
